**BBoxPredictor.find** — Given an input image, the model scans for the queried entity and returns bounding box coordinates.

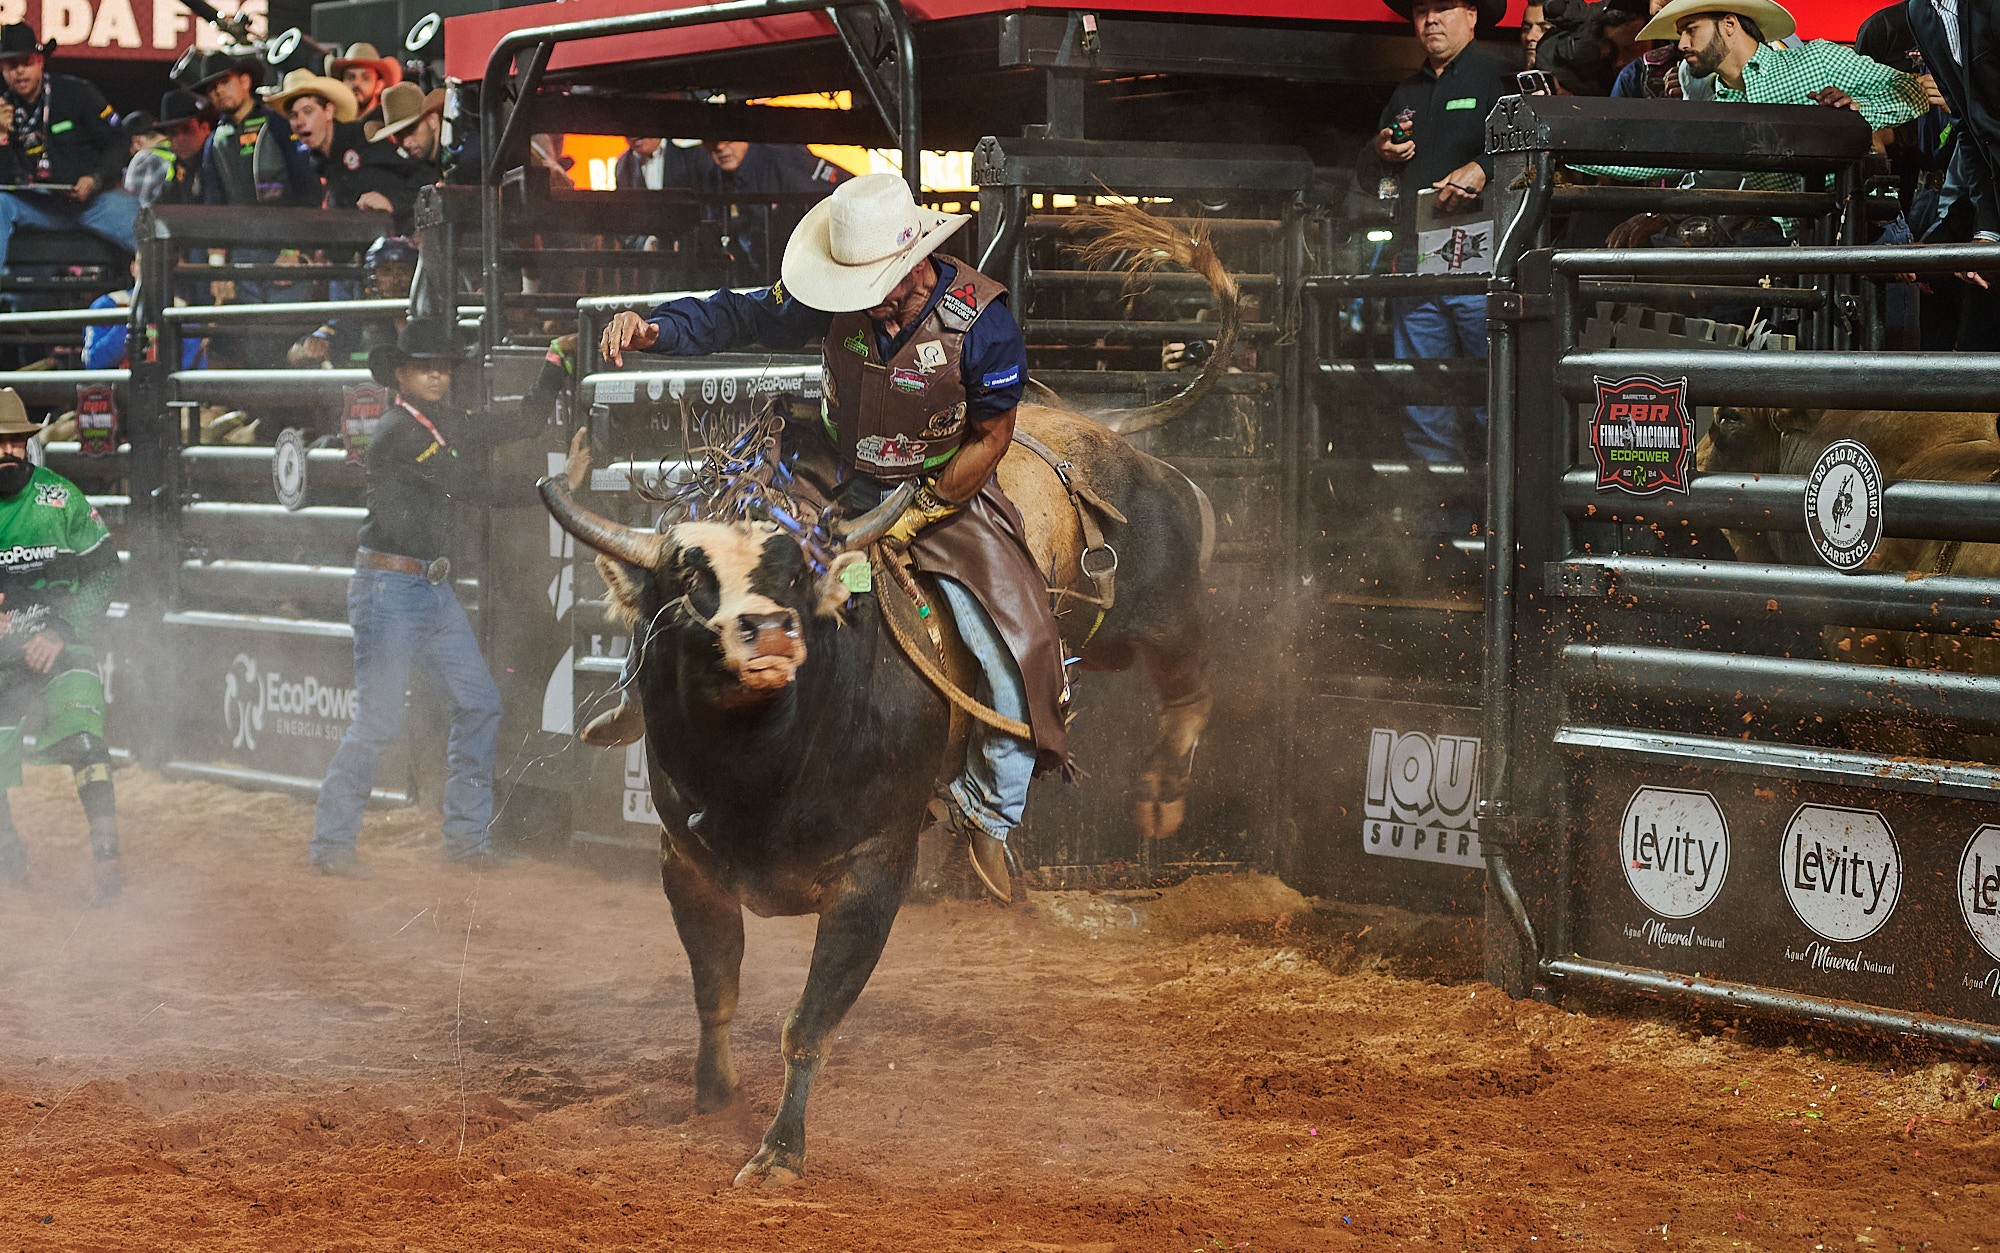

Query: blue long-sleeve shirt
[641,257,1027,423]
[83,291,204,370]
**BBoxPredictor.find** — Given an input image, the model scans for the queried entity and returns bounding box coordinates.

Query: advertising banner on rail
[1572,763,2000,1027]
[8,0,263,62]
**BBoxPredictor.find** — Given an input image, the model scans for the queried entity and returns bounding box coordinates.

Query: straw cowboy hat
[325,41,403,88]
[264,68,359,123]
[1639,0,1796,42]
[371,82,444,142]
[0,388,39,435]
[780,173,969,313]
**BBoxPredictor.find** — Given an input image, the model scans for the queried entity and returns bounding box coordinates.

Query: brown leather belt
[357,548,451,584]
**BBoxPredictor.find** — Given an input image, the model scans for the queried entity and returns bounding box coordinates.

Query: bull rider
[596,172,1065,905]
[0,388,122,901]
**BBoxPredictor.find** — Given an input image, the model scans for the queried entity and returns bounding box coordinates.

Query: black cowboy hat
[0,23,56,62]
[157,90,213,130]
[177,47,264,91]
[1382,0,1508,28]
[368,319,473,387]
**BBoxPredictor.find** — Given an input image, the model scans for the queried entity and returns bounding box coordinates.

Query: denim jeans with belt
[311,566,503,862]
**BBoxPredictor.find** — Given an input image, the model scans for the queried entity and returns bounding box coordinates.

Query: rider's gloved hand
[883,479,962,545]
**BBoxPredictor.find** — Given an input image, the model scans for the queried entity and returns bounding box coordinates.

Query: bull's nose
[739,610,801,647]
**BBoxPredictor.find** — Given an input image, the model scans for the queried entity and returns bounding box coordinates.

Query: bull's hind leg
[661,844,745,1112]
[735,874,904,1188]
[1134,640,1212,840]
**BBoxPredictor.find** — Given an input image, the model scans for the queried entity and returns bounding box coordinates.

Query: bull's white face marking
[671,521,808,702]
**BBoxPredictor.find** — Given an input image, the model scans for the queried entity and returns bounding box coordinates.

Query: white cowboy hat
[1638,0,1796,43]
[780,173,968,313]
[264,68,359,123]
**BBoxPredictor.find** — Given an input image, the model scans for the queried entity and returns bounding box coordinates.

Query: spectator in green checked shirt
[1589,0,1930,247]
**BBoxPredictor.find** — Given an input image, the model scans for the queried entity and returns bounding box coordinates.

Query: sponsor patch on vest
[771,280,788,306]
[889,367,926,393]
[921,402,966,439]
[1445,96,1479,110]
[915,340,946,373]
[843,330,869,358]
[34,482,68,509]
[343,148,361,170]
[938,282,979,321]
[855,433,927,469]
[0,543,59,567]
[979,364,1021,391]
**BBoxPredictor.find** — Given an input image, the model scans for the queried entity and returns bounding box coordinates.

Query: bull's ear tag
[839,560,873,595]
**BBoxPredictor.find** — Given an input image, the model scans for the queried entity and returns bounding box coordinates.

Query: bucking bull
[538,204,1227,1186]
[1698,405,2000,755]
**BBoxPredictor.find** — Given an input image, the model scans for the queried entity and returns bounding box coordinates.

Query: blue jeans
[1390,291,1488,464]
[936,576,1035,842]
[312,567,503,861]
[0,189,139,271]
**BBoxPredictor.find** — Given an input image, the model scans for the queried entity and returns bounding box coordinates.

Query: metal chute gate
[1481,95,2000,1053]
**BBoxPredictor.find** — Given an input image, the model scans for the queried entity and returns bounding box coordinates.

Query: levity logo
[1620,786,1729,919]
[223,654,358,752]
[1363,727,1481,867]
[1959,824,2000,963]
[1781,804,1901,944]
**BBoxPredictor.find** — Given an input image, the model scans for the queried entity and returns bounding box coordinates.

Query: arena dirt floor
[0,768,1996,1251]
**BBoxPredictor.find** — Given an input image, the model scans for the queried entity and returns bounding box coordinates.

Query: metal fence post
[125,210,177,767]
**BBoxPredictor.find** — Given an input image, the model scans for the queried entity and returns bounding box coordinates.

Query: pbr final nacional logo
[1590,374,1692,495]
[1803,439,1883,572]
[75,383,119,458]
[340,383,388,465]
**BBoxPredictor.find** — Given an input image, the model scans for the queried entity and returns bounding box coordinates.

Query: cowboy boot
[580,697,646,747]
[967,827,1019,907]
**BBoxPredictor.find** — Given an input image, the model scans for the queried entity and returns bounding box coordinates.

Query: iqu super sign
[1591,374,1693,496]
[1362,728,1481,868]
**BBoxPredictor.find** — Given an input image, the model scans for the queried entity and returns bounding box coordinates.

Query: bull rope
[869,541,1035,741]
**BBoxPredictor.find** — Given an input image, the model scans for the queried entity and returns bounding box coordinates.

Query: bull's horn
[537,476,663,567]
[830,480,919,551]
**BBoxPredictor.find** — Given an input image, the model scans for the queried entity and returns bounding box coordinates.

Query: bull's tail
[1064,200,1240,436]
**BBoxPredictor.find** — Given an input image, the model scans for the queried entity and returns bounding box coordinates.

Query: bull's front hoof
[733,1148,804,1189]
[1134,796,1186,840]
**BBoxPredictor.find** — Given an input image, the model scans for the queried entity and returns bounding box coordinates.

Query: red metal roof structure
[445,0,1878,81]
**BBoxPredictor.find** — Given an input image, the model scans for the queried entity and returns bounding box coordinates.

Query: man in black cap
[122,90,212,209]
[187,49,319,209]
[0,23,137,273]
[1368,0,1514,467]
[309,323,575,877]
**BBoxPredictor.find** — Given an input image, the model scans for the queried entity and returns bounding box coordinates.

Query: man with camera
[0,23,136,275]
[1370,0,1514,466]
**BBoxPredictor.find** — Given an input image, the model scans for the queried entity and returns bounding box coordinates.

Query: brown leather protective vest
[821,257,1008,480]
